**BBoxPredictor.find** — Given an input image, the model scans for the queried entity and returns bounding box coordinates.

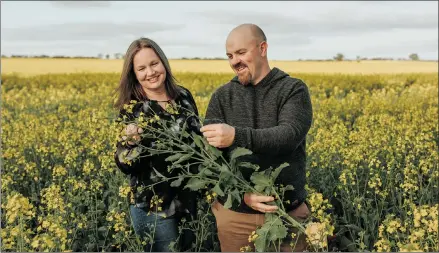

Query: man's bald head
[225,24,270,86]
[227,23,267,44]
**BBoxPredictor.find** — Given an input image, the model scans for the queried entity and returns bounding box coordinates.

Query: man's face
[226,32,263,86]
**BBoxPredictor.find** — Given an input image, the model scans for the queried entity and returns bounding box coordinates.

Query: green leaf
[192,133,204,149]
[264,213,277,222]
[170,177,184,187]
[182,131,190,138]
[283,185,295,192]
[165,153,183,162]
[223,193,233,209]
[219,164,231,173]
[174,153,193,165]
[264,187,272,196]
[123,146,141,161]
[96,202,105,211]
[219,164,234,178]
[254,226,270,252]
[230,147,253,161]
[231,189,241,204]
[200,168,214,177]
[212,183,225,197]
[250,171,271,187]
[344,224,363,233]
[178,143,190,151]
[254,236,266,253]
[219,171,232,182]
[152,167,168,180]
[255,214,286,252]
[97,226,108,237]
[184,177,208,191]
[147,149,161,155]
[268,224,288,242]
[339,235,358,252]
[254,184,266,193]
[208,145,222,159]
[270,162,289,181]
[238,161,260,171]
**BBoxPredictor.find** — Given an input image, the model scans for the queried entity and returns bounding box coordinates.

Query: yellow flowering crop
[1,72,437,252]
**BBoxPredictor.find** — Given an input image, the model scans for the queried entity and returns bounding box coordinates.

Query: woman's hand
[123,123,144,145]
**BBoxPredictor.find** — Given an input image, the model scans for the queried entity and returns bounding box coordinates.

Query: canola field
[2,58,439,75]
[1,71,438,252]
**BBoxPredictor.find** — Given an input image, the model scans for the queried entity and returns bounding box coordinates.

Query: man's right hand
[123,123,144,145]
[244,192,278,213]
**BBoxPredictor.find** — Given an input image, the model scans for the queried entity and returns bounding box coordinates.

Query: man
[200,23,314,252]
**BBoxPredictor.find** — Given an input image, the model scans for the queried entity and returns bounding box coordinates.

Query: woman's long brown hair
[114,37,181,110]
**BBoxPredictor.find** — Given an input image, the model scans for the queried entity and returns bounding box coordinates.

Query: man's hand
[200,123,235,148]
[123,123,144,145]
[244,193,278,213]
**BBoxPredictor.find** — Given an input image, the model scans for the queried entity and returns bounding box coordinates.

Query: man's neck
[253,64,271,85]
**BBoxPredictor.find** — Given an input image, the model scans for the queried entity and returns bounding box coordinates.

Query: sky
[1,1,438,60]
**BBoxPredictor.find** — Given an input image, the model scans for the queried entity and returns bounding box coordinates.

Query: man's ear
[260,41,268,57]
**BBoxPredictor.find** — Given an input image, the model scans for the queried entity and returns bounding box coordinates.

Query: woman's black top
[114,86,202,217]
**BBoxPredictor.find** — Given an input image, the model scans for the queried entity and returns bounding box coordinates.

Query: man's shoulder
[211,79,237,96]
[274,69,305,84]
[276,74,308,91]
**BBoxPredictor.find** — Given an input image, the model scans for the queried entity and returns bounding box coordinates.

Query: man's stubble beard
[238,72,253,86]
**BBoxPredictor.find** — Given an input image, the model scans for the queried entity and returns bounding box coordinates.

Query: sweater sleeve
[204,91,225,124]
[233,81,313,155]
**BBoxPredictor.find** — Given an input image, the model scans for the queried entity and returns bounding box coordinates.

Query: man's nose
[230,57,240,67]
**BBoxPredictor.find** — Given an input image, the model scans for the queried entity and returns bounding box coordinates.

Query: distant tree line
[1,53,126,59]
[0,54,227,60]
[180,57,227,60]
[1,53,434,62]
[327,53,423,62]
[2,54,101,59]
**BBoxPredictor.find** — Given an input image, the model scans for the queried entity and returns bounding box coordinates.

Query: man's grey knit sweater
[205,67,313,214]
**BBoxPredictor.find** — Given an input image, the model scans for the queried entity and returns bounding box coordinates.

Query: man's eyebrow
[229,48,246,54]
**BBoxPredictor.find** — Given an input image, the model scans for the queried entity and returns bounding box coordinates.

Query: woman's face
[133,47,167,92]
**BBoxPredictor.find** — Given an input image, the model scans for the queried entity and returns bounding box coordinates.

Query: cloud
[279,28,439,60]
[356,37,439,57]
[192,7,438,37]
[51,1,112,8]
[2,1,437,60]
[2,22,186,42]
[152,36,220,48]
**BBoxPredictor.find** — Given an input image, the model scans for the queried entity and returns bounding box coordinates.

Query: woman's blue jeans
[129,204,179,252]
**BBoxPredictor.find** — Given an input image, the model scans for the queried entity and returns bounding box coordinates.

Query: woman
[113,37,201,252]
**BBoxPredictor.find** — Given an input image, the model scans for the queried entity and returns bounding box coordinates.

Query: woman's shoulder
[116,98,147,120]
[176,85,196,104]
[177,85,194,98]
[176,85,198,114]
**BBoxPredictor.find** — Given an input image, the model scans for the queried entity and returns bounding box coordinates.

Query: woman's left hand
[123,123,144,145]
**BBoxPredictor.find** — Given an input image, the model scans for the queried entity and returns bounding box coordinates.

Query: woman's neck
[143,87,169,101]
